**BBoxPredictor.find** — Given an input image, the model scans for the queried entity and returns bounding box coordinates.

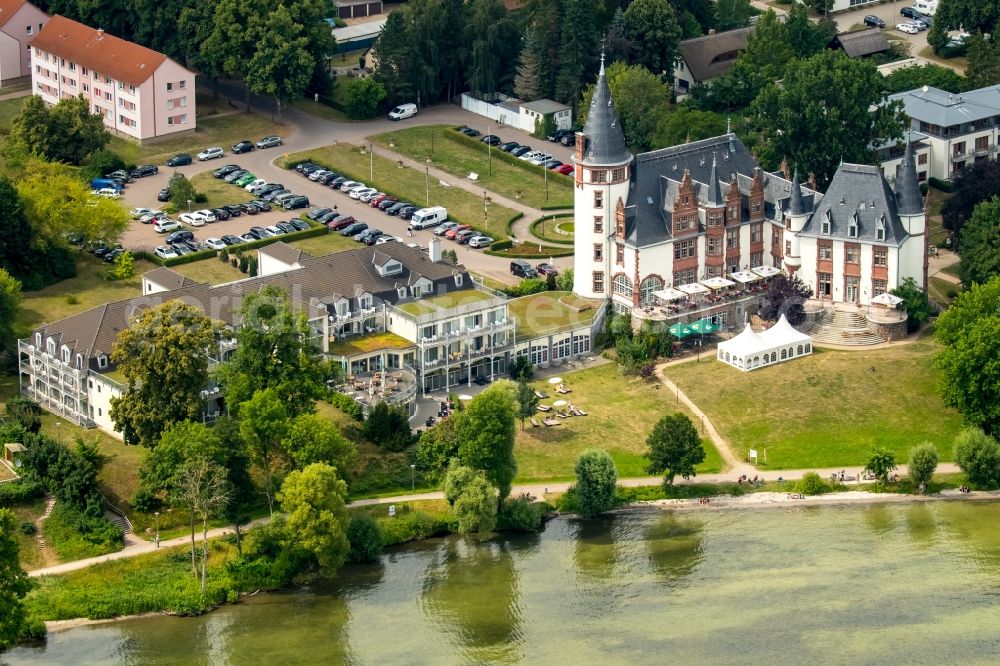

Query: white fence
[460,93,531,132]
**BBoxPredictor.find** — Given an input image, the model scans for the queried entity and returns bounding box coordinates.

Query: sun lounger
[534,390,549,399]
[575,408,587,416]
[530,417,541,428]
[556,387,571,394]
[537,404,551,412]
[556,412,568,418]
[543,418,560,426]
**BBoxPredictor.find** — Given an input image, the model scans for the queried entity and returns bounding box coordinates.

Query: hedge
[278,154,517,238]
[529,215,575,245]
[484,244,574,259]
[490,239,513,251]
[928,177,954,193]
[134,220,329,268]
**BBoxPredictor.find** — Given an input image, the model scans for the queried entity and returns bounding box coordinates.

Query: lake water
[9,501,1000,665]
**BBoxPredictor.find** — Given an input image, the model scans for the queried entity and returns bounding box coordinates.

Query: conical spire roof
[706,155,723,207]
[894,139,923,215]
[579,56,631,166]
[788,169,805,216]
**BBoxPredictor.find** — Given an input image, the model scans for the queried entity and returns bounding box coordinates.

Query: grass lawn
[291,75,358,123]
[508,291,602,341]
[14,254,157,337]
[287,230,357,256]
[0,95,27,130]
[371,126,574,210]
[941,262,960,278]
[513,363,725,482]
[396,289,495,316]
[11,497,47,570]
[171,256,245,285]
[530,215,575,244]
[928,275,961,308]
[109,112,290,166]
[278,143,521,233]
[664,339,964,470]
[329,331,413,356]
[189,171,251,210]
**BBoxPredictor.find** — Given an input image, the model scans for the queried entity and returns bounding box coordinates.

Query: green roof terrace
[328,332,414,358]
[509,291,603,341]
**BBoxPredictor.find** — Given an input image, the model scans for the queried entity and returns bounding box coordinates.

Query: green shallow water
[10,501,1000,665]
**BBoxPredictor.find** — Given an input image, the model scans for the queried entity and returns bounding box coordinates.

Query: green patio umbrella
[689,318,719,334]
[669,323,694,339]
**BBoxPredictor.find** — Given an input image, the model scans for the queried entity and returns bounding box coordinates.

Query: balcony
[950,151,970,162]
[332,365,419,413]
[632,288,763,324]
[416,319,515,348]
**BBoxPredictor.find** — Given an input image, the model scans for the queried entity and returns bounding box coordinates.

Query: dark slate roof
[799,163,908,245]
[834,27,890,58]
[705,156,724,207]
[259,241,310,265]
[678,27,752,82]
[894,140,924,215]
[33,243,473,365]
[579,60,631,166]
[788,171,805,216]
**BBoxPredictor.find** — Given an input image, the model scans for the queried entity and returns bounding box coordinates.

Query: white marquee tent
[716,315,813,372]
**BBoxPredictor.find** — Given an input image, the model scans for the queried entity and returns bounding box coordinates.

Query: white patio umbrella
[548,377,563,384]
[553,400,568,407]
[870,292,903,307]
[458,394,473,401]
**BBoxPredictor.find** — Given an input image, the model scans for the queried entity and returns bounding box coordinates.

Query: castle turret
[894,139,927,291]
[783,170,810,275]
[572,54,634,300]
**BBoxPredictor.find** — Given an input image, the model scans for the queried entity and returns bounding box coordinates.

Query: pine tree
[606,7,631,64]
[965,33,1000,89]
[555,0,595,107]
[514,30,543,100]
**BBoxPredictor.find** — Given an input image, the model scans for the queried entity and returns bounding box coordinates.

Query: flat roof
[331,18,387,43]
[508,291,602,341]
[396,289,495,316]
[329,331,413,357]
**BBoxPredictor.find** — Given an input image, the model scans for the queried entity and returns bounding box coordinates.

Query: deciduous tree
[574,449,618,517]
[624,0,682,78]
[646,413,705,485]
[953,427,1000,488]
[864,447,898,484]
[168,172,197,208]
[416,417,462,483]
[578,61,672,153]
[908,442,939,490]
[7,95,109,165]
[0,508,31,650]
[0,268,21,357]
[751,50,907,188]
[457,381,517,501]
[246,4,314,123]
[936,276,1000,435]
[965,32,1000,89]
[171,456,230,590]
[515,379,539,430]
[890,277,932,333]
[139,421,229,495]
[785,3,835,59]
[654,106,728,149]
[285,413,356,470]
[202,0,259,110]
[346,77,387,120]
[110,301,224,447]
[362,401,414,452]
[762,273,813,326]
[715,0,753,31]
[959,198,1000,286]
[278,463,350,574]
[239,388,290,515]
[452,472,498,534]
[884,64,967,94]
[508,355,534,381]
[942,160,1000,242]
[711,9,793,110]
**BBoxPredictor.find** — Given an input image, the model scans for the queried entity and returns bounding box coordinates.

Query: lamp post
[370,143,374,181]
[425,161,430,206]
[154,511,160,547]
[410,464,416,491]
[483,190,489,231]
[544,163,548,202]
[187,199,192,213]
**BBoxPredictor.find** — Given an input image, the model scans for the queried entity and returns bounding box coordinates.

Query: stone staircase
[104,507,133,535]
[803,307,886,346]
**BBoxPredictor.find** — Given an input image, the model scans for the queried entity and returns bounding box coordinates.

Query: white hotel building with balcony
[29,14,195,142]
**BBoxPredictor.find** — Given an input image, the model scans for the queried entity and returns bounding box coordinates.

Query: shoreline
[36,488,1000,634]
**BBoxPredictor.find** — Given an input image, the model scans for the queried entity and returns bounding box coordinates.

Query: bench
[467,172,479,181]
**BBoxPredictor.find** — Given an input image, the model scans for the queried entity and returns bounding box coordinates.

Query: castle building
[572,60,927,324]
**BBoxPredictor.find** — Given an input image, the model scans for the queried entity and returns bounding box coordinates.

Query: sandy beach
[631,488,1000,512]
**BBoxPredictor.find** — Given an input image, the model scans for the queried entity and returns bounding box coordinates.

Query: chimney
[428,237,442,262]
[96,28,104,39]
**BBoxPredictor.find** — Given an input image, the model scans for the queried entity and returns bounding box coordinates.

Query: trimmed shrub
[497,496,544,531]
[797,472,828,495]
[329,392,364,421]
[490,239,513,251]
[953,428,1000,489]
[928,177,954,193]
[346,515,384,563]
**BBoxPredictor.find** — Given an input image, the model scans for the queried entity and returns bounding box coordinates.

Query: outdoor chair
[537,404,551,412]
[530,418,541,428]
[543,418,560,426]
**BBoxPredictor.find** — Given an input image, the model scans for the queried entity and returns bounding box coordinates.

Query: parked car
[863,15,886,28]
[172,243,193,256]
[287,218,310,231]
[105,169,133,183]
[319,172,341,185]
[544,160,563,169]
[308,169,332,182]
[386,202,410,216]
[510,145,533,157]
[179,212,207,227]
[213,164,241,178]
[397,206,419,220]
[211,208,231,220]
[555,164,575,175]
[328,176,348,189]
[351,187,378,200]
[896,22,919,34]
[435,221,459,236]
[166,230,195,244]
[295,162,318,173]
[375,235,402,245]
[528,151,552,164]
[387,103,417,120]
[340,222,367,236]
[457,127,480,137]
[446,224,470,240]
[234,173,257,187]
[248,226,272,239]
[103,248,125,263]
[263,189,290,202]
[317,211,340,224]
[356,228,381,242]
[276,221,298,234]
[454,229,477,244]
[946,32,971,47]
[131,164,158,178]
[510,259,537,278]
[249,199,272,212]
[536,262,558,276]
[166,154,192,167]
[915,16,933,28]
[329,216,356,230]
[481,134,501,146]
[154,219,182,233]
[221,234,244,246]
[154,245,179,260]
[499,141,520,152]
[244,178,267,192]
[203,238,227,251]
[308,207,332,220]
[130,207,155,219]
[547,128,575,142]
[256,135,283,149]
[900,7,921,19]
[339,180,363,191]
[363,232,385,245]
[272,192,297,206]
[223,169,248,183]
[519,151,543,162]
[194,209,217,223]
[467,235,494,248]
[255,183,284,196]
[239,233,258,243]
[232,140,254,154]
[223,204,244,217]
[238,202,260,215]
[282,195,310,210]
[140,211,167,224]
[299,164,322,176]
[377,198,399,211]
[197,147,224,161]
[265,225,285,236]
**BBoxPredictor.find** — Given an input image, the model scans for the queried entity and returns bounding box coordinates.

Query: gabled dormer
[672,170,698,236]
[848,213,859,239]
[725,176,741,226]
[748,167,765,222]
[876,215,886,242]
[372,251,403,277]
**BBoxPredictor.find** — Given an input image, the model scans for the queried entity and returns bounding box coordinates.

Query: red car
[445,224,470,240]
[370,194,390,207]
[328,215,356,230]
[536,263,559,277]
[555,164,574,176]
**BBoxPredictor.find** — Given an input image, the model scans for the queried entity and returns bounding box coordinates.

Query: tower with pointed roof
[894,139,927,291]
[572,54,634,299]
[783,170,810,275]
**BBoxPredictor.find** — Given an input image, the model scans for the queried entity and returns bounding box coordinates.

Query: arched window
[805,344,811,354]
[613,274,633,298]
[797,344,804,355]
[725,352,730,362]
[639,276,663,305]
[753,356,760,367]
[771,352,777,363]
[780,348,787,360]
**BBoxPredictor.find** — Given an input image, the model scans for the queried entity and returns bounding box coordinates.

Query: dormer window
[876,217,886,241]
[848,215,858,239]
[46,338,56,355]
[61,345,71,363]
[821,211,831,235]
[454,274,463,287]
[35,332,41,346]
[76,354,84,369]
[397,286,407,298]
[97,354,108,369]
[358,294,372,309]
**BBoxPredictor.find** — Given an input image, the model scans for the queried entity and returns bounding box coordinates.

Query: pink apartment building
[29,15,196,142]
[0,0,48,85]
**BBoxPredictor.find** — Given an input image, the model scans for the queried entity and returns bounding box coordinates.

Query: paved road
[120,86,576,286]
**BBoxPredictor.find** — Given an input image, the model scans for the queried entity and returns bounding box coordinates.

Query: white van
[388,103,417,120]
[409,206,448,229]
[914,0,937,16]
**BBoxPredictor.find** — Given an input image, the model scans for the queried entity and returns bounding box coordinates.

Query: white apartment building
[29,14,196,142]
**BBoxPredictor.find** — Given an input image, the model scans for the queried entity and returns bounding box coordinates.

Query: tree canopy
[953,427,1000,488]
[239,388,290,515]
[959,198,1000,287]
[646,413,705,485]
[246,4,315,123]
[623,0,682,78]
[278,463,350,574]
[7,95,109,166]
[884,64,967,95]
[762,273,813,325]
[0,508,31,650]
[890,277,932,333]
[751,50,906,188]
[574,449,618,517]
[578,61,672,153]
[936,276,1000,435]
[0,267,21,357]
[943,160,1000,243]
[110,301,223,447]
[456,381,518,501]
